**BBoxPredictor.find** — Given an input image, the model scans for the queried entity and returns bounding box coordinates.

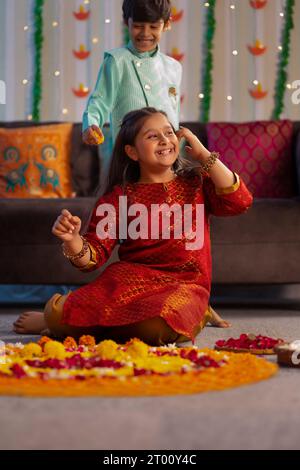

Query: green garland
[123,23,130,46]
[200,0,217,123]
[272,0,295,120]
[32,0,45,121]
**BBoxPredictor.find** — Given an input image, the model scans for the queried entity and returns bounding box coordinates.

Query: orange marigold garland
[0,337,278,397]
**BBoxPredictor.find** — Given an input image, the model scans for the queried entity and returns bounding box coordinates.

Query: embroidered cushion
[0,123,73,198]
[206,120,296,198]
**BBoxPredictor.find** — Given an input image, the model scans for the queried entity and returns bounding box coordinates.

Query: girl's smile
[125,113,179,182]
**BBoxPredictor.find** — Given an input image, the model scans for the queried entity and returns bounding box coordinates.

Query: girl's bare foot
[13,311,48,335]
[208,306,231,328]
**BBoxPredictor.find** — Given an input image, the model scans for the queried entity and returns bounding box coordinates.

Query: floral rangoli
[0,336,278,397]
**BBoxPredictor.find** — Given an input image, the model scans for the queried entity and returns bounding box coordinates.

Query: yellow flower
[96,340,119,360]
[20,343,42,358]
[126,338,149,359]
[44,341,66,359]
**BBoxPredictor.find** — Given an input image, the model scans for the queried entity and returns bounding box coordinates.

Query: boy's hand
[176,127,211,163]
[82,125,105,145]
[52,209,82,242]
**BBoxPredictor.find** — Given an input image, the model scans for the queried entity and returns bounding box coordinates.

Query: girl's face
[125,113,179,173]
[127,19,170,52]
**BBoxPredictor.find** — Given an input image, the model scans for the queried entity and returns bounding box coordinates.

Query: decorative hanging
[272,0,295,120]
[248,39,267,56]
[72,83,90,98]
[169,47,185,62]
[73,44,91,60]
[73,4,90,21]
[250,0,268,9]
[32,0,45,122]
[200,0,217,123]
[170,7,184,22]
[249,82,268,99]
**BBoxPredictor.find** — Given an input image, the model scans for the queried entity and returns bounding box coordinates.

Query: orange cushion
[0,123,73,198]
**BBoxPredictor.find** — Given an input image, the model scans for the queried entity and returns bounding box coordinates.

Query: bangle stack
[200,151,220,174]
[62,236,89,262]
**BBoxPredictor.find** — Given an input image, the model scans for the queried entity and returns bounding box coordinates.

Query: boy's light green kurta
[83,41,182,142]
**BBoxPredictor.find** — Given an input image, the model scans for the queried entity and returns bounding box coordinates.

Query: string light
[52,21,59,27]
[92,37,99,44]
[62,108,69,115]
[23,25,29,31]
[253,80,259,85]
[22,79,29,85]
[204,3,210,7]
[105,19,111,24]
[227,95,233,101]
[198,93,205,99]
[232,50,238,56]
[286,83,292,89]
[278,45,283,51]
[279,12,284,17]
[54,70,60,77]
[84,0,90,3]
[230,4,236,9]
[27,114,33,121]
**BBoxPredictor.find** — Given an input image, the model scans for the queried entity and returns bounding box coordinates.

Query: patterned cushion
[0,123,73,198]
[206,120,296,198]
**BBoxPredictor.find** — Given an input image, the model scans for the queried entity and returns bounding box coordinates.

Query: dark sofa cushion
[0,197,101,284]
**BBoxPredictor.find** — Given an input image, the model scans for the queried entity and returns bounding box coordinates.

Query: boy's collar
[127,40,159,58]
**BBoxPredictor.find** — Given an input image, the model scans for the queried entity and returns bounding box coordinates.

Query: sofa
[1,121,300,306]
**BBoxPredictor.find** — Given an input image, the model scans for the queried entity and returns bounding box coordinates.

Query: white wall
[0,0,299,123]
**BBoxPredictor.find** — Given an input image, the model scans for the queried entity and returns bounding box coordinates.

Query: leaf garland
[272,0,295,120]
[200,0,217,123]
[32,0,45,121]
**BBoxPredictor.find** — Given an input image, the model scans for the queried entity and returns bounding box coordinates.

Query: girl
[14,108,253,345]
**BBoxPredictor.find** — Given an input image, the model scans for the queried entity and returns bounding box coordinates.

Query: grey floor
[0,306,300,450]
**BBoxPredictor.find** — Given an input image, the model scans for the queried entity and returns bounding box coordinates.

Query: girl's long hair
[102,107,201,197]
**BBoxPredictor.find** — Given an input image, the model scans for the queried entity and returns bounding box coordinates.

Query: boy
[82,0,182,145]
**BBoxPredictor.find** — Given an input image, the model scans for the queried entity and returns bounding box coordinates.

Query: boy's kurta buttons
[144,84,151,91]
[136,62,142,67]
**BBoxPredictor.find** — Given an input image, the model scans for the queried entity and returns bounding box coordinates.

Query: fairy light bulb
[278,45,283,51]
[232,50,238,56]
[105,18,111,24]
[27,114,33,121]
[62,108,69,115]
[24,25,29,31]
[230,4,236,9]
[22,79,28,85]
[279,12,284,17]
[253,80,259,85]
[52,21,58,27]
[204,2,210,7]
[198,93,205,99]
[227,95,233,101]
[92,37,99,44]
[54,71,60,77]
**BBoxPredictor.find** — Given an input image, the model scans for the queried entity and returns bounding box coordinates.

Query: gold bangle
[62,236,89,262]
[200,151,220,174]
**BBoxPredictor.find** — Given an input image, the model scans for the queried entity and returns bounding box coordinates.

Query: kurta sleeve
[82,53,120,132]
[203,172,253,216]
[77,186,123,272]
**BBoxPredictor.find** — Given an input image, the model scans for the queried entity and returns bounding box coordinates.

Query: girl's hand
[176,127,211,163]
[52,209,82,242]
[82,125,104,146]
